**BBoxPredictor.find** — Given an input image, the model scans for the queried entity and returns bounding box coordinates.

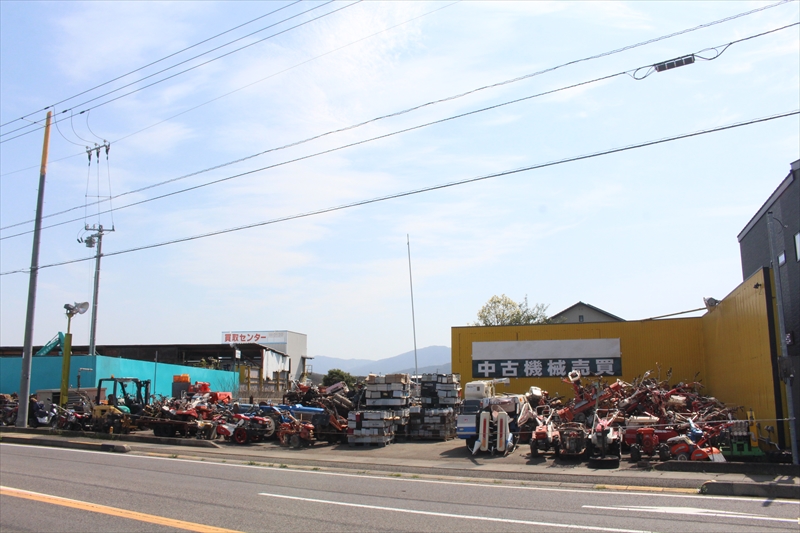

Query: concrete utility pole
[83,224,113,356]
[17,111,52,428]
[767,211,798,465]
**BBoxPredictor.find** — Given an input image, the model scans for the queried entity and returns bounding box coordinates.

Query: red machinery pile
[528,368,752,465]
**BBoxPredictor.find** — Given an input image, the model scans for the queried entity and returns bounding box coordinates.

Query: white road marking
[259,491,652,532]
[3,443,797,506]
[583,505,799,524]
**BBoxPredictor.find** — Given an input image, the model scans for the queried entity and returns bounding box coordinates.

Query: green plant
[322,369,356,388]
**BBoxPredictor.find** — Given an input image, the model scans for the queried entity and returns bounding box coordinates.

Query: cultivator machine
[515,367,792,467]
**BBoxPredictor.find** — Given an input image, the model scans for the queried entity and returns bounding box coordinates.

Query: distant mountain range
[310,346,451,376]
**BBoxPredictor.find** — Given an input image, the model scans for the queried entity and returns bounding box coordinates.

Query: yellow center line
[597,484,699,494]
[0,485,244,533]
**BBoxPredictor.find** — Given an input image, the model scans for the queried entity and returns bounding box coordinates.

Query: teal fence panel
[95,356,238,397]
[0,355,238,398]
[0,355,97,395]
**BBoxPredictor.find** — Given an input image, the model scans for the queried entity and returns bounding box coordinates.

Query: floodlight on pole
[60,302,89,407]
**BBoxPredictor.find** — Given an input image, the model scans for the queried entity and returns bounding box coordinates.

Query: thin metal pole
[60,313,73,407]
[767,211,798,465]
[153,350,158,398]
[17,111,52,428]
[88,227,103,356]
[407,235,419,382]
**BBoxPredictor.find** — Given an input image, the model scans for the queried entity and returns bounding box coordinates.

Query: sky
[1,1,798,361]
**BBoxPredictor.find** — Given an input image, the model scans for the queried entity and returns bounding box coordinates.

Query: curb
[0,426,220,448]
[1,435,130,453]
[656,460,799,477]
[701,480,799,500]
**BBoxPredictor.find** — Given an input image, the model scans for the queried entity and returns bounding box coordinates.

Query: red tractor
[666,422,730,462]
[277,412,316,448]
[628,427,672,462]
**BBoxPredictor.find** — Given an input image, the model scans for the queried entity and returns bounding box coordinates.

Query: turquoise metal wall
[0,355,238,398]
[0,355,95,394]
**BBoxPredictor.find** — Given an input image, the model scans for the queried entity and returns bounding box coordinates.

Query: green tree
[472,294,554,326]
[322,368,356,388]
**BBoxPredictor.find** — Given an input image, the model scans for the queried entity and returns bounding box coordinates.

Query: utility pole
[407,235,419,384]
[83,224,113,356]
[767,211,798,465]
[17,111,52,428]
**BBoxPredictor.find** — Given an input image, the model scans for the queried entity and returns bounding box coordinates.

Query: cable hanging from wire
[3,20,796,236]
[629,22,797,80]
[1,109,796,277]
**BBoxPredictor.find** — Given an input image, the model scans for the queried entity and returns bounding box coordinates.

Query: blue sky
[1,1,798,360]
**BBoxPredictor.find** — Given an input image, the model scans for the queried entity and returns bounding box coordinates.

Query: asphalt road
[1,443,797,533]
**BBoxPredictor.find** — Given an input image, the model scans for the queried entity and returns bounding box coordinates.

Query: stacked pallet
[347,410,399,445]
[364,373,412,407]
[409,374,461,440]
[409,406,456,440]
[347,374,411,445]
[420,373,461,407]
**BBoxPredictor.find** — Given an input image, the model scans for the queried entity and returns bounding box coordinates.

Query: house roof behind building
[551,301,625,322]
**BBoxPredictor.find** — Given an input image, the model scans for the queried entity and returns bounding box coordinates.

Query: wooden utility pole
[17,111,53,427]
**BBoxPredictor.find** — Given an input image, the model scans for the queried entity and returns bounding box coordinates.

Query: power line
[0,69,625,240]
[3,22,795,236]
[0,0,791,178]
[0,0,460,180]
[0,0,361,144]
[1,109,795,277]
[0,1,303,129]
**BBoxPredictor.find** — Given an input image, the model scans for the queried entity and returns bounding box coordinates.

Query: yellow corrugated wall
[702,268,782,431]
[452,269,785,439]
[452,318,705,400]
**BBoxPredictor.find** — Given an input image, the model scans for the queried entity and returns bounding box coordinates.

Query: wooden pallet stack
[347,373,411,445]
[409,374,460,440]
[347,410,398,445]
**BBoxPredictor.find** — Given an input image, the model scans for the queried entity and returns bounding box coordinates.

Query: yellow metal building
[452,267,790,445]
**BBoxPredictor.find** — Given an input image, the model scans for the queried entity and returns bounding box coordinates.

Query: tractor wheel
[676,452,689,461]
[630,444,642,462]
[583,441,594,461]
[250,434,262,443]
[530,442,539,458]
[262,418,276,438]
[657,443,671,462]
[289,434,301,449]
[233,427,249,445]
[153,424,163,437]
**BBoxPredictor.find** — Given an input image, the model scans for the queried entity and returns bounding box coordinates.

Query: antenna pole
[407,235,419,382]
[17,111,52,427]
